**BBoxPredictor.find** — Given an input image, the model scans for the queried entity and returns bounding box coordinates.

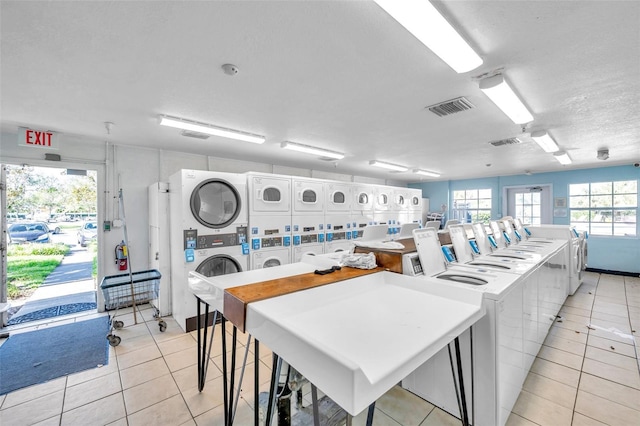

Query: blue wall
[409,165,640,273]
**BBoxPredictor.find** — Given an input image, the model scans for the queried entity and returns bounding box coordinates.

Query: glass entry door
[505,185,552,224]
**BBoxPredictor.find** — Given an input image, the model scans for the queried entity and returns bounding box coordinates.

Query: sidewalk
[7,246,97,326]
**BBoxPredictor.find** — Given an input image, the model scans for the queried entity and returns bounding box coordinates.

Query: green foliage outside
[7,243,69,299]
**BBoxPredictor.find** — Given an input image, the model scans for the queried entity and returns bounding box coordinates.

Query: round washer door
[195,255,242,277]
[191,179,241,228]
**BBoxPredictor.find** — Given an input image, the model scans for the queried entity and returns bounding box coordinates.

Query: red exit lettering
[25,129,53,147]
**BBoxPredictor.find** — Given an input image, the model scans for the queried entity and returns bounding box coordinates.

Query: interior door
[505,185,552,224]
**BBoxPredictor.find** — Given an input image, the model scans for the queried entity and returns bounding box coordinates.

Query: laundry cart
[100,269,165,346]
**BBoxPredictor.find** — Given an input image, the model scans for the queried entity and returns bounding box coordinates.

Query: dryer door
[196,254,242,276]
[191,179,242,228]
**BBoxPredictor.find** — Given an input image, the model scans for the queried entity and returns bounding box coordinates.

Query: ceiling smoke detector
[597,149,609,160]
[221,64,239,76]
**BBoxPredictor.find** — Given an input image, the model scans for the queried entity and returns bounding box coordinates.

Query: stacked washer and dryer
[247,173,293,270]
[350,183,375,239]
[168,170,249,332]
[324,181,355,253]
[291,177,326,262]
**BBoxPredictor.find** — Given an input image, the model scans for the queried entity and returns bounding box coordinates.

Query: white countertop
[245,271,484,416]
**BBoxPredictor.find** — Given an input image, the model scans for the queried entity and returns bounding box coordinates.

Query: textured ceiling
[1,0,639,182]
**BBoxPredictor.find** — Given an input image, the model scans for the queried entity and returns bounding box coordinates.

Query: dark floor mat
[7,303,97,325]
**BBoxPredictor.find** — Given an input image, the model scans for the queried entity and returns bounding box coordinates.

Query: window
[452,189,492,223]
[569,180,637,236]
[515,192,541,225]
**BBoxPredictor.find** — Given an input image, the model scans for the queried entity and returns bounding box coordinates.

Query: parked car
[8,221,53,244]
[77,221,98,246]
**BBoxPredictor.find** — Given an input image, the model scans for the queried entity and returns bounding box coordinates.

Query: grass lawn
[7,243,69,299]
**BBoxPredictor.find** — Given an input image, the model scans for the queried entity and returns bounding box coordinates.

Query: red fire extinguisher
[115,240,128,271]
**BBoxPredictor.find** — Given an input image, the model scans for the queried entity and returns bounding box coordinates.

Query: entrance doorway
[504,185,553,224]
[1,164,99,327]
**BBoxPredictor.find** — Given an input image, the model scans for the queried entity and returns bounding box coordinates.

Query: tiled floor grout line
[570,272,600,426]
[623,276,640,372]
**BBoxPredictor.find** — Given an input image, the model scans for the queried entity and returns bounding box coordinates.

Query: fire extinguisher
[115,240,128,271]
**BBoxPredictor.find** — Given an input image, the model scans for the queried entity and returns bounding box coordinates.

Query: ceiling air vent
[180,130,210,140]
[489,137,522,147]
[426,97,475,117]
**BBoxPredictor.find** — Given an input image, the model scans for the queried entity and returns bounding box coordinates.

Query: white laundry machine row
[249,215,292,269]
[169,170,249,332]
[291,214,325,262]
[402,227,568,426]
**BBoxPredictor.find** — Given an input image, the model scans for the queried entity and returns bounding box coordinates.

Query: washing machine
[169,169,249,332]
[291,214,325,262]
[249,215,292,269]
[247,172,291,215]
[292,177,325,215]
[525,224,582,295]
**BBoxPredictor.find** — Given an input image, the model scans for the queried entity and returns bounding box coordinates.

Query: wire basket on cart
[100,269,166,346]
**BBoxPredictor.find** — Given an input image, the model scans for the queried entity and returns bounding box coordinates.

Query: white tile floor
[1,272,639,425]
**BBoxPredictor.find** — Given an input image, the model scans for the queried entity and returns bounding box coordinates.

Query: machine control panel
[261,236,284,248]
[402,253,423,276]
[186,226,248,249]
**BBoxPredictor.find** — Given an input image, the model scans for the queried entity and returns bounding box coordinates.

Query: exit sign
[18,126,60,150]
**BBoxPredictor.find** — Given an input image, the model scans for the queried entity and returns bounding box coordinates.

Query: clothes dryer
[325,181,351,214]
[372,185,392,212]
[292,177,325,215]
[247,172,291,215]
[169,169,249,332]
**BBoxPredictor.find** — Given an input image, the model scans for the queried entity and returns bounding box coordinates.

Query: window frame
[569,180,637,238]
[452,188,492,223]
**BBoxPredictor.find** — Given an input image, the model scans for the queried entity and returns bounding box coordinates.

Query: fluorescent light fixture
[554,151,572,165]
[479,74,534,124]
[412,168,441,177]
[531,130,559,153]
[374,0,482,73]
[369,160,409,172]
[281,141,344,160]
[158,115,265,144]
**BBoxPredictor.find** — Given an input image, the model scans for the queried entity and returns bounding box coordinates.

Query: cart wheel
[107,334,121,347]
[158,321,167,332]
[113,320,124,329]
